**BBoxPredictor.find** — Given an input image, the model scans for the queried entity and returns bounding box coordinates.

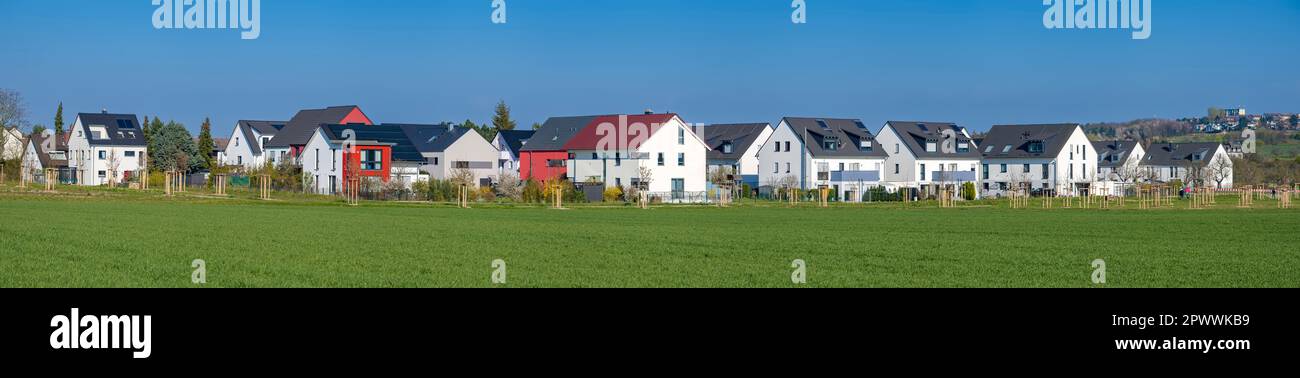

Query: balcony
[830,170,881,182]
[931,171,978,182]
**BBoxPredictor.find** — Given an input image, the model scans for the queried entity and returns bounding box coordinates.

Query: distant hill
[1082,119,1194,145]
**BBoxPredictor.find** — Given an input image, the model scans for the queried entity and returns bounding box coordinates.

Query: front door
[671,178,685,200]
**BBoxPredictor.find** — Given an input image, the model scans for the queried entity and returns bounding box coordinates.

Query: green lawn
[1,187,1298,288]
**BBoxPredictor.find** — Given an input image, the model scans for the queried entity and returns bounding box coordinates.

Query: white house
[1091,140,1146,195]
[561,113,710,201]
[701,123,774,190]
[223,120,285,169]
[1140,143,1234,189]
[492,129,535,177]
[302,123,500,194]
[400,124,501,186]
[65,112,148,186]
[1,127,24,160]
[979,124,1097,197]
[20,132,69,183]
[876,121,982,198]
[758,117,888,202]
[263,105,373,166]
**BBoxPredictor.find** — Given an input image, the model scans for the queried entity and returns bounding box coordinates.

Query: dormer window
[926,142,937,152]
[1028,141,1044,153]
[859,140,872,151]
[722,142,733,154]
[957,142,970,153]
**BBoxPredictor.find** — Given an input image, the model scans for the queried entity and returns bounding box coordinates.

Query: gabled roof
[495,130,536,157]
[883,121,982,159]
[521,115,607,152]
[1092,140,1141,168]
[1142,143,1223,168]
[235,120,287,154]
[979,124,1080,159]
[387,123,475,153]
[76,113,147,147]
[563,114,681,151]
[317,124,426,162]
[266,106,369,148]
[27,133,68,168]
[702,123,771,162]
[781,117,888,158]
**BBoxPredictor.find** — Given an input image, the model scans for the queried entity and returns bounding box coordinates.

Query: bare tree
[636,165,654,191]
[1208,155,1234,189]
[496,172,525,201]
[106,151,121,186]
[0,89,27,132]
[449,167,476,187]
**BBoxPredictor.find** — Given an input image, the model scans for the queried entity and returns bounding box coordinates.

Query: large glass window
[361,150,382,170]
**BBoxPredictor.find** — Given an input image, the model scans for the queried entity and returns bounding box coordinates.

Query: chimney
[101,108,108,114]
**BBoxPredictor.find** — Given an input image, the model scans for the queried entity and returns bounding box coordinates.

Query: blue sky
[1,0,1298,137]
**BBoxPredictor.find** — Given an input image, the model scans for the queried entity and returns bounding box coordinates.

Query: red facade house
[342,145,393,183]
[519,115,607,181]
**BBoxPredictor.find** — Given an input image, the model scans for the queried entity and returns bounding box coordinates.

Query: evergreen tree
[532,122,542,130]
[54,102,64,135]
[197,117,215,170]
[148,120,202,173]
[492,100,517,131]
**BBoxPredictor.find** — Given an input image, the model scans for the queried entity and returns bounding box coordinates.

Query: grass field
[1,186,1298,288]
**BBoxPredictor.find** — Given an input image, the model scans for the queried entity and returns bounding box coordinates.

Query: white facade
[1,128,23,160]
[757,120,887,196]
[223,122,276,169]
[708,125,774,178]
[567,117,709,196]
[1096,143,1147,183]
[875,123,982,191]
[423,131,500,187]
[1142,146,1234,189]
[492,133,520,176]
[66,117,147,186]
[980,126,1097,197]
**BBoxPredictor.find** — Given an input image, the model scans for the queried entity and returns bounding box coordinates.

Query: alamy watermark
[492,0,507,24]
[792,0,807,24]
[1043,0,1151,40]
[1091,259,1106,285]
[151,0,261,40]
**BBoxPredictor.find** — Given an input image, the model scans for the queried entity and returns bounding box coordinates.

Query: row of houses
[12,107,1236,201]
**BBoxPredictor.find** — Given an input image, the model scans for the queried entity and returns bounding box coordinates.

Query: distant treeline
[1082,119,1194,144]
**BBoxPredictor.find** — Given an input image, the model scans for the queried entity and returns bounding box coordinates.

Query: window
[895,144,900,154]
[860,140,872,151]
[894,164,900,175]
[315,149,320,170]
[784,142,790,152]
[1069,165,1074,180]
[722,142,733,154]
[657,153,665,166]
[957,143,969,153]
[1028,141,1044,153]
[615,178,622,188]
[838,163,845,171]
[1041,164,1049,180]
[785,163,791,174]
[1023,164,1030,173]
[591,152,598,160]
[920,164,927,181]
[615,153,622,166]
[568,153,575,160]
[849,163,860,171]
[262,137,270,148]
[235,137,239,146]
[926,142,937,152]
[774,163,779,174]
[775,143,780,152]
[125,151,136,157]
[1001,145,1012,154]
[677,153,685,166]
[98,151,106,160]
[238,156,243,165]
[98,171,106,178]
[361,150,382,170]
[984,146,993,153]
[982,164,989,180]
[1000,164,1007,173]
[455,161,471,169]
[332,153,337,171]
[678,128,685,145]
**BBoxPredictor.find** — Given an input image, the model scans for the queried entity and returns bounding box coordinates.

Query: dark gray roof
[979,124,1080,159]
[521,115,606,152]
[496,130,536,157]
[782,117,888,158]
[388,123,474,153]
[1143,143,1223,168]
[76,113,146,147]
[1092,140,1141,168]
[702,123,771,162]
[235,120,286,154]
[318,124,425,162]
[266,106,365,148]
[27,133,68,168]
[883,121,982,159]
